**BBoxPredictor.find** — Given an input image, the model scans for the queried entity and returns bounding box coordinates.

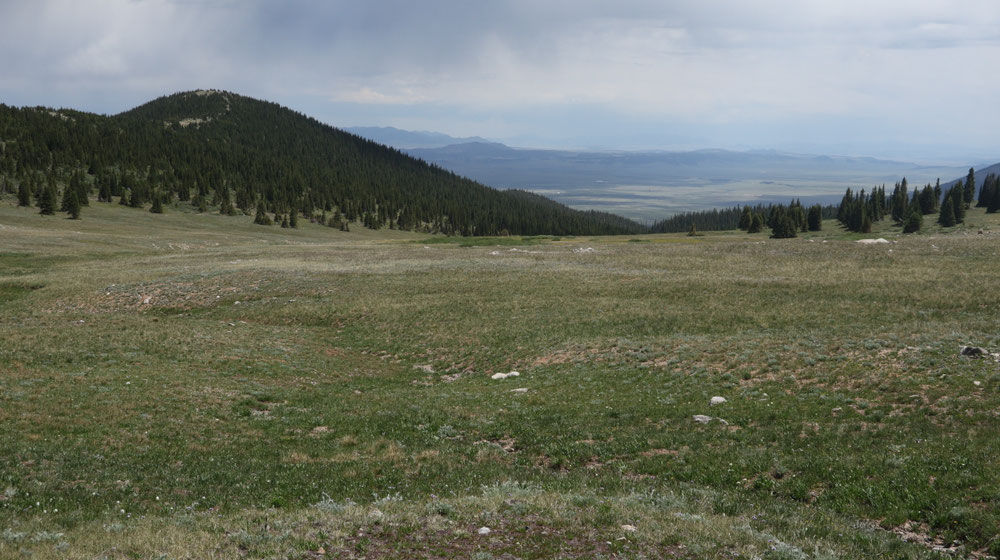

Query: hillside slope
[0,90,644,236]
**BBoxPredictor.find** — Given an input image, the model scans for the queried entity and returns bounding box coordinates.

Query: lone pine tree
[939,195,957,227]
[38,184,56,215]
[66,189,81,220]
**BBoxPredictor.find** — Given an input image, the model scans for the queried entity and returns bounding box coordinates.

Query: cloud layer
[1,0,998,159]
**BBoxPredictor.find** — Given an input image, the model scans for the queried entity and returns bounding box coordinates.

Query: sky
[1,0,998,162]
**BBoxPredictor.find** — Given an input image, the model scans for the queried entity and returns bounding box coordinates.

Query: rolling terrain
[2,195,999,558]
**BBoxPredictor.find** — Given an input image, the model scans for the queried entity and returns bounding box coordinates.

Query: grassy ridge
[1,198,999,558]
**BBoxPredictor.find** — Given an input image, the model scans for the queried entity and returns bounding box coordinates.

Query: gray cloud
[1,0,998,159]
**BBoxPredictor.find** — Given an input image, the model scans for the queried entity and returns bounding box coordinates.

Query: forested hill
[0,90,645,236]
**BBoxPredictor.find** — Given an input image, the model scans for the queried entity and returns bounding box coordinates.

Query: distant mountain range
[345,126,492,149]
[345,128,981,220]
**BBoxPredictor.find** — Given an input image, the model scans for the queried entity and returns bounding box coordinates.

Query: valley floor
[1,200,999,559]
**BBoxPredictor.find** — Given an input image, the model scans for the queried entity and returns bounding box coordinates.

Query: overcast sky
[1,0,998,161]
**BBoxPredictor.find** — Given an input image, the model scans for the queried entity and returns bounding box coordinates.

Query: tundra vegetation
[1,196,999,559]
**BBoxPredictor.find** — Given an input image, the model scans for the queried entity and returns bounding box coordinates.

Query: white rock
[621,524,637,532]
[477,526,491,535]
[510,388,529,393]
[693,414,712,424]
[710,396,727,406]
[973,381,981,386]
[856,238,890,244]
[491,371,520,380]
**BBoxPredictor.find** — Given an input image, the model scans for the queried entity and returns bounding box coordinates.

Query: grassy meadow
[1,199,1000,559]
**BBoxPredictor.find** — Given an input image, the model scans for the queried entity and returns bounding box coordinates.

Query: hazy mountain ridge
[392,133,979,220]
[345,126,491,149]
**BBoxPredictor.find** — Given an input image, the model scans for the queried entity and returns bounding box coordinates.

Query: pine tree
[687,223,697,236]
[98,178,111,202]
[951,183,965,223]
[860,213,872,233]
[38,184,56,215]
[964,168,975,206]
[748,213,763,233]
[938,195,956,227]
[902,206,921,233]
[60,185,74,212]
[150,194,164,214]
[807,205,822,231]
[289,210,298,228]
[66,189,81,219]
[17,182,30,207]
[280,214,290,228]
[253,201,272,225]
[738,206,752,230]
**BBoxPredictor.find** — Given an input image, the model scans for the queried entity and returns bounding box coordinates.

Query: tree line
[837,168,997,233]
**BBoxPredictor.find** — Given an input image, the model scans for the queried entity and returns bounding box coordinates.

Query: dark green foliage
[38,183,56,215]
[807,204,822,231]
[0,92,645,236]
[747,213,764,233]
[902,207,921,233]
[150,194,164,214]
[769,206,798,239]
[980,173,999,213]
[938,195,956,227]
[889,179,908,223]
[289,210,298,229]
[17,181,30,206]
[965,168,975,205]
[97,177,112,202]
[653,202,835,234]
[280,214,289,228]
[837,188,880,232]
[66,189,81,219]
[687,223,697,236]
[253,201,272,226]
[951,182,965,223]
[918,185,937,214]
[738,206,752,230]
[60,184,74,212]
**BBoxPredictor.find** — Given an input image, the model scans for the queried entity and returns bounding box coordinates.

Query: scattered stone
[621,524,637,532]
[510,388,529,393]
[491,371,520,380]
[141,296,152,304]
[832,407,843,415]
[973,381,981,386]
[573,247,596,253]
[710,396,727,406]
[477,527,491,535]
[856,238,890,244]
[414,364,435,373]
[693,414,712,424]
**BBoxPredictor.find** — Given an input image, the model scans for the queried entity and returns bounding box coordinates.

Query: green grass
[2,196,999,558]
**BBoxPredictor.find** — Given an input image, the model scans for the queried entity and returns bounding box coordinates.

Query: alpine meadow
[4,2,1000,559]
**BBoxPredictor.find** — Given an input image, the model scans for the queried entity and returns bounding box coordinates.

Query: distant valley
[349,127,973,222]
